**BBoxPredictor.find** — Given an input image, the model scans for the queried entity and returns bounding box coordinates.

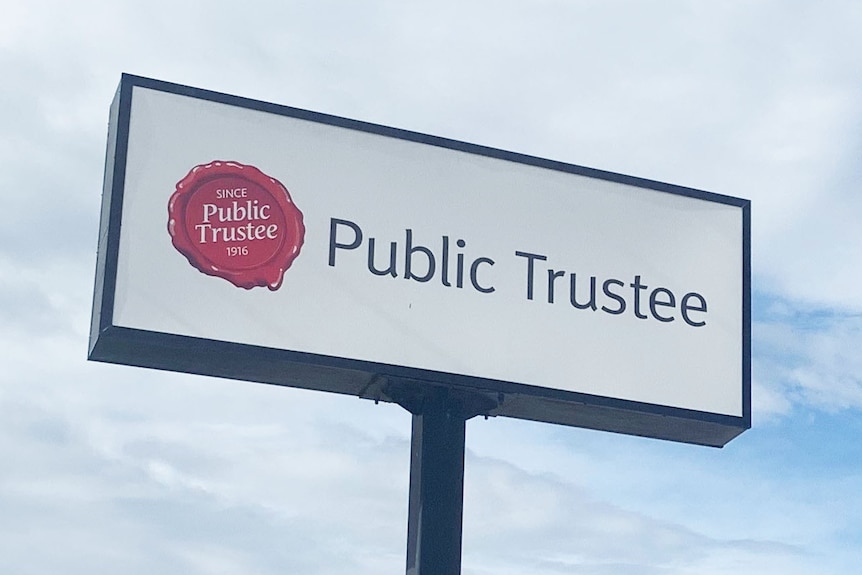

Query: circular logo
[168,160,305,290]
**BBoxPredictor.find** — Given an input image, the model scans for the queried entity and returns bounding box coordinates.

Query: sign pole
[405,388,467,575]
[389,384,497,575]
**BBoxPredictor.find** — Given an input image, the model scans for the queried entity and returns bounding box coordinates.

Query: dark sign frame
[90,74,751,447]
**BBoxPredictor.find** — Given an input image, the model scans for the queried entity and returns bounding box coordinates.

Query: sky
[2,0,862,573]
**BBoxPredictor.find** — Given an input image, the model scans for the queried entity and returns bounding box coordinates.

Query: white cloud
[0,361,412,574]
[4,352,852,575]
[461,450,834,575]
[755,309,862,411]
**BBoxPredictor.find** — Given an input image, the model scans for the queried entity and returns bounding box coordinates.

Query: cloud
[0,359,413,574]
[2,355,847,575]
[461,450,832,575]
[754,299,862,412]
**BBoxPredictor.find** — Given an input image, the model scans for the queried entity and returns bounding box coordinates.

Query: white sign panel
[90,75,750,446]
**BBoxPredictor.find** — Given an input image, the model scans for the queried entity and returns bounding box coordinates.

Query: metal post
[405,387,468,575]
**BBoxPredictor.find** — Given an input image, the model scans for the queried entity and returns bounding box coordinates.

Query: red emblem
[168,161,305,290]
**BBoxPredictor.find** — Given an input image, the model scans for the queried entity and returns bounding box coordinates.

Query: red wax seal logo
[168,160,305,290]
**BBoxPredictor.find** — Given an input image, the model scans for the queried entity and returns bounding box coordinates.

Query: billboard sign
[90,74,750,446]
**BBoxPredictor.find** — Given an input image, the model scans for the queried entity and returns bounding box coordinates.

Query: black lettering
[328,218,362,266]
[456,239,466,288]
[681,292,708,327]
[404,229,435,282]
[601,279,626,315]
[630,275,648,319]
[515,251,547,301]
[470,257,495,293]
[441,236,451,287]
[547,269,565,303]
[368,237,397,277]
[649,287,676,322]
[569,273,597,310]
